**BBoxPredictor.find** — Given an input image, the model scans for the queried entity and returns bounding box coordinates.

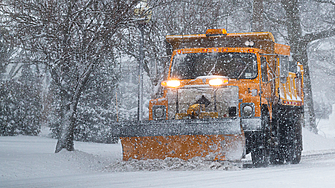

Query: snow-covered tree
[0,0,146,152]
[0,29,10,81]
[0,81,16,136]
[0,28,18,136]
[15,64,42,135]
[116,0,251,101]
[0,64,42,136]
[261,0,335,133]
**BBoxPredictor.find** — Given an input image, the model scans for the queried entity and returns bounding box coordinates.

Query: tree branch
[303,27,335,43]
[313,0,335,6]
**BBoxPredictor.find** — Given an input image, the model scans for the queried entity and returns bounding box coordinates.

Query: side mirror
[280,56,289,83]
[289,60,297,73]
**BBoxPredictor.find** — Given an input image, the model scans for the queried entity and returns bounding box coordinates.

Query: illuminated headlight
[208,76,229,87]
[209,78,228,86]
[241,103,255,117]
[153,105,166,120]
[161,80,181,88]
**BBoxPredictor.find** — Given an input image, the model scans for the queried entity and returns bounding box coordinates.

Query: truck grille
[166,86,239,119]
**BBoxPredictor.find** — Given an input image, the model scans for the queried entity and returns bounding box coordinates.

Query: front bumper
[241,118,262,131]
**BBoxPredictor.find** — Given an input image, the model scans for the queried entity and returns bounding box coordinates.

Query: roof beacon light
[206,29,227,37]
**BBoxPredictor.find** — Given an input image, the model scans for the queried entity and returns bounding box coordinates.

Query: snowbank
[329,104,335,129]
[303,121,335,155]
[108,157,241,172]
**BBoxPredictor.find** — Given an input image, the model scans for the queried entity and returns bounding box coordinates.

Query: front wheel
[270,147,284,165]
[251,146,269,167]
[251,107,271,167]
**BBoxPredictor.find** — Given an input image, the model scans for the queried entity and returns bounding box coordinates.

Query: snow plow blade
[119,119,245,161]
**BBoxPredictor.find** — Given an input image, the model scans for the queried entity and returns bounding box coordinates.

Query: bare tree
[1,0,140,152]
[252,0,264,32]
[279,0,335,133]
[116,0,251,98]
[262,0,335,133]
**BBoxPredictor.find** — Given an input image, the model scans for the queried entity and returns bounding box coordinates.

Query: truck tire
[283,127,302,164]
[270,148,284,165]
[285,112,302,164]
[251,107,270,167]
[251,146,269,167]
[270,112,284,165]
[272,106,302,165]
[287,146,301,164]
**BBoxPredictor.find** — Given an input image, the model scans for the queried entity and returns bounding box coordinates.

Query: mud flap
[119,119,245,161]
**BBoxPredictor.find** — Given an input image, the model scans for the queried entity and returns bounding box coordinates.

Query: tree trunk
[55,95,77,153]
[54,62,94,153]
[252,0,264,32]
[281,0,318,133]
[301,53,318,133]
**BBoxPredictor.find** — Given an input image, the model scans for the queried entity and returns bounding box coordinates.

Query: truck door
[260,56,272,101]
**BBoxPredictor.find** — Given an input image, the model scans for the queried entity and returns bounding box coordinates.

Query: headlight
[208,76,229,87]
[241,103,255,117]
[209,78,228,86]
[153,105,166,120]
[161,80,181,88]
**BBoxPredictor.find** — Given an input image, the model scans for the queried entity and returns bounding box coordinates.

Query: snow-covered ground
[1,119,335,188]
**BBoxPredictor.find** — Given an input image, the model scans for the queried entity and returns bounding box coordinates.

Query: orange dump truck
[120,29,304,166]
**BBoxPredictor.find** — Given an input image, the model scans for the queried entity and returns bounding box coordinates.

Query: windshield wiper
[237,64,249,79]
[207,58,218,76]
[208,63,217,75]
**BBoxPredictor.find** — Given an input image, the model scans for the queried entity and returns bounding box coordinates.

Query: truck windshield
[170,52,258,79]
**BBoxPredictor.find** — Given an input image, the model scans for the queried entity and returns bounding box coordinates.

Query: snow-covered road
[1,119,335,188]
[2,151,335,188]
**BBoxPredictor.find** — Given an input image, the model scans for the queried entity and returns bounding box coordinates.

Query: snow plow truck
[119,29,304,166]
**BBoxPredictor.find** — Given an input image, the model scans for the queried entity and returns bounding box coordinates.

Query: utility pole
[134,0,152,122]
[252,0,264,32]
[138,24,144,122]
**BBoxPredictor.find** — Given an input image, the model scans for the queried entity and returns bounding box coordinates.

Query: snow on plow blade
[119,119,245,161]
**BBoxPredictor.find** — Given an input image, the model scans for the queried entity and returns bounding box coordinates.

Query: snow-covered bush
[0,65,42,136]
